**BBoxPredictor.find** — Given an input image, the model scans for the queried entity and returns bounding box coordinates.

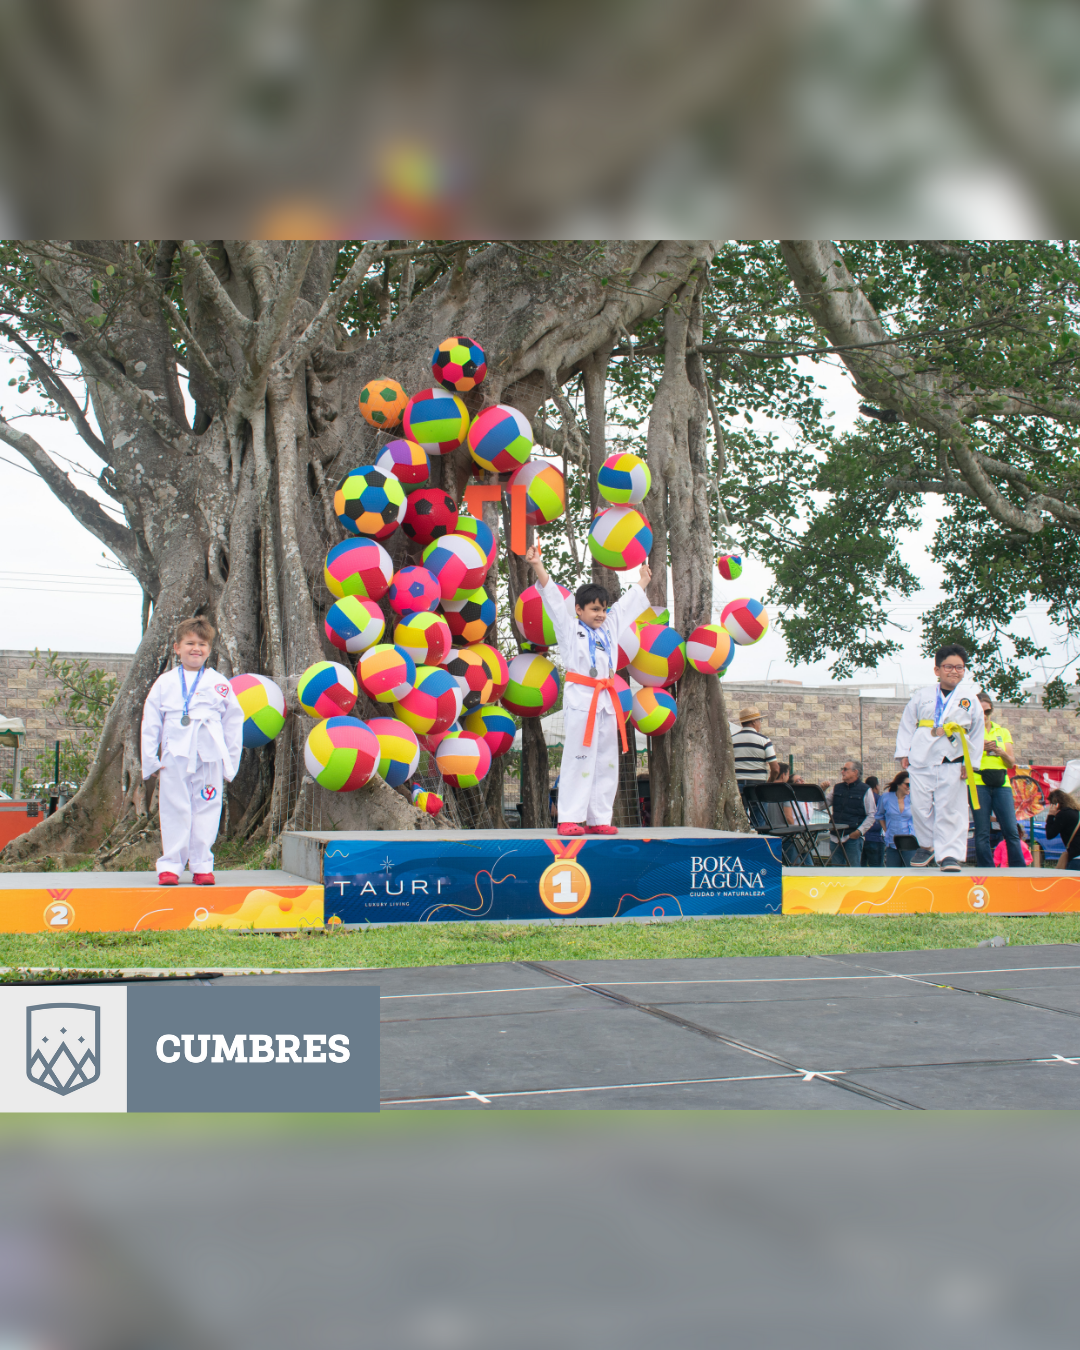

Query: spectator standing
[862,775,886,867]
[971,694,1027,868]
[732,706,778,829]
[876,771,917,866]
[820,759,876,866]
[1045,789,1080,869]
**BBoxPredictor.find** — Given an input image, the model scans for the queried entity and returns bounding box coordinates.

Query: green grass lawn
[2,912,1079,979]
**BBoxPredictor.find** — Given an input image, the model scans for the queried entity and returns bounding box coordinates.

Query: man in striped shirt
[732,706,778,828]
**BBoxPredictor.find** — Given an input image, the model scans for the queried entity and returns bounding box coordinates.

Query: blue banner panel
[322,835,781,923]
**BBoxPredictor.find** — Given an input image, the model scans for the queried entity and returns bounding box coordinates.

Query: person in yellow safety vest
[971,693,1028,868]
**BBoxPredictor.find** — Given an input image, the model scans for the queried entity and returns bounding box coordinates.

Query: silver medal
[589,666,597,678]
[181,714,191,726]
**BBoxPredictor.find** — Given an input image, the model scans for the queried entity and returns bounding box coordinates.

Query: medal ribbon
[179,665,204,722]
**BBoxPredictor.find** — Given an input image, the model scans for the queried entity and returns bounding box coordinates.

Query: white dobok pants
[156,753,225,874]
[558,708,621,825]
[909,760,969,863]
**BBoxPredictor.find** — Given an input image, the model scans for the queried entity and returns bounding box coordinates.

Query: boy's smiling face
[174,633,210,670]
[576,599,607,629]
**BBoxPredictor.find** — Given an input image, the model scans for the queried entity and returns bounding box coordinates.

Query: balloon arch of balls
[227,337,771,819]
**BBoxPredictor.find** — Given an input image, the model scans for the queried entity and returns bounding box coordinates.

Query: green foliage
[24,650,119,788]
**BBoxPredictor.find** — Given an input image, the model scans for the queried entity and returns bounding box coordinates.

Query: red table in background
[0,800,44,850]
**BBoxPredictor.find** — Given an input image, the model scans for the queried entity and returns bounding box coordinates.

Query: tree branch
[285,239,388,374]
[0,323,106,458]
[252,240,315,376]
[179,242,256,344]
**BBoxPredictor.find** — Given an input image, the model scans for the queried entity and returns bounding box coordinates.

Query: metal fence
[0,733,87,806]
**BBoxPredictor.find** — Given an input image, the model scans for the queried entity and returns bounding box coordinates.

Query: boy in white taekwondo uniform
[525,545,652,836]
[894,643,984,872]
[141,616,244,886]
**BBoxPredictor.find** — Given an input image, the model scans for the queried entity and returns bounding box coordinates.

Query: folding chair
[892,834,919,867]
[788,784,841,866]
[747,783,830,867]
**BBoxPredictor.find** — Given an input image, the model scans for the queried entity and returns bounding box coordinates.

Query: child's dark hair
[575,582,610,610]
[174,616,216,644]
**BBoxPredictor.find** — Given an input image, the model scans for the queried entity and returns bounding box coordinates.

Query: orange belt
[565,671,629,753]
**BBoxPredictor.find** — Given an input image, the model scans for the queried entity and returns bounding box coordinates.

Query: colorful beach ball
[394,611,453,667]
[412,787,444,817]
[514,581,569,647]
[436,732,492,789]
[366,717,421,788]
[470,642,510,700]
[403,488,459,547]
[446,646,497,711]
[686,623,735,675]
[628,624,686,689]
[716,553,743,582]
[610,673,633,718]
[631,688,678,736]
[304,716,379,791]
[442,586,495,644]
[635,605,670,631]
[323,538,394,601]
[388,565,441,615]
[402,387,470,455]
[721,597,770,646]
[230,673,287,748]
[392,665,463,735]
[588,505,652,571]
[453,515,498,569]
[357,643,416,704]
[502,652,560,717]
[467,403,533,474]
[418,720,461,755]
[297,660,358,718]
[376,438,429,487]
[334,465,406,539]
[325,595,385,655]
[508,459,565,525]
[598,452,651,505]
[463,704,516,758]
[616,626,639,671]
[432,335,487,393]
[358,378,408,429]
[422,533,489,600]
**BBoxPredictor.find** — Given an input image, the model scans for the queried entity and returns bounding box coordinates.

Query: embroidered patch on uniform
[959,698,970,709]
[200,786,218,801]
[215,684,230,698]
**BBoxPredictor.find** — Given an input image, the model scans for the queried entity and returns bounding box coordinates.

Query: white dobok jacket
[895,678,985,773]
[141,666,245,780]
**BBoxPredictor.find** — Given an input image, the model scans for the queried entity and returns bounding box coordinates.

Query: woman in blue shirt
[876,770,916,866]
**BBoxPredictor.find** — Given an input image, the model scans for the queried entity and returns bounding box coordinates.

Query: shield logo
[26,1003,100,1096]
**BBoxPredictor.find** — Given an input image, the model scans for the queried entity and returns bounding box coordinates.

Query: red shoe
[585,824,619,835]
[158,872,179,886]
[557,823,586,836]
[192,873,215,886]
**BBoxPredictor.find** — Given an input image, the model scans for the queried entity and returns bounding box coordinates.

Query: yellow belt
[917,719,979,809]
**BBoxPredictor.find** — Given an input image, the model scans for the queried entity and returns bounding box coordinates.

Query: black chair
[745,783,830,866]
[788,784,844,866]
[892,833,920,867]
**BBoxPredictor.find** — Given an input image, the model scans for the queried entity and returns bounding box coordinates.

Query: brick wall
[0,650,132,739]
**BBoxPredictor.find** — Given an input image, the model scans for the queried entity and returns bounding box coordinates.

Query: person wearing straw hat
[731,705,778,829]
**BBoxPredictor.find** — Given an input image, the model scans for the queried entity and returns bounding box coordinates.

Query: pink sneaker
[585,824,619,835]
[158,872,179,886]
[557,823,586,836]
[192,873,215,886]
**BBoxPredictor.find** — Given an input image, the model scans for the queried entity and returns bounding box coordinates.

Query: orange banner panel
[0,884,324,933]
[783,872,1080,916]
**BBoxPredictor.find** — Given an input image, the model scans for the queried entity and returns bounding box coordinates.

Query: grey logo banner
[27,1003,101,1096]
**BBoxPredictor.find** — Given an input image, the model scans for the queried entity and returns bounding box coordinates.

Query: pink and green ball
[323,538,394,601]
[721,597,770,645]
[421,533,489,599]
[597,452,651,506]
[324,595,385,655]
[514,582,569,647]
[716,553,743,582]
[509,459,565,525]
[502,652,560,718]
[303,716,379,790]
[436,732,492,789]
[365,717,421,788]
[463,704,516,758]
[297,661,358,718]
[357,644,416,704]
[466,404,533,474]
[627,624,686,689]
[391,665,463,735]
[230,673,287,748]
[402,387,470,455]
[394,611,453,666]
[631,688,678,736]
[588,505,653,570]
[686,623,735,675]
[452,515,497,569]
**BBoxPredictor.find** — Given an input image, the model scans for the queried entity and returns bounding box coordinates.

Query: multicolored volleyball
[421,533,489,600]
[627,624,686,689]
[297,660,358,718]
[402,387,470,455]
[418,720,462,755]
[597,452,651,505]
[631,688,678,736]
[514,581,570,647]
[412,787,443,817]
[375,438,429,487]
[502,652,560,717]
[436,732,492,789]
[467,404,533,474]
[366,717,421,788]
[442,586,495,644]
[230,673,287,748]
[687,623,735,675]
[509,459,565,525]
[358,378,408,429]
[716,553,743,582]
[388,565,441,615]
[304,716,379,791]
[721,597,770,646]
[357,643,416,704]
[616,627,639,671]
[635,606,670,631]
[323,538,394,601]
[463,704,517,758]
[324,595,385,655]
[394,610,453,666]
[391,664,463,735]
[470,642,510,699]
[452,515,497,569]
[402,488,459,547]
[334,465,407,539]
[445,646,497,711]
[588,505,653,570]
[610,673,634,718]
[432,335,487,393]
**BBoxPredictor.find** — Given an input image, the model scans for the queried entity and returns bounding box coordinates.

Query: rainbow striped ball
[419,720,461,755]
[230,673,287,748]
[297,661,358,718]
[325,595,385,655]
[394,611,453,666]
[469,642,510,699]
[403,488,459,547]
[446,646,497,711]
[432,335,487,393]
[588,505,652,570]
[452,515,497,569]
[359,378,408,429]
[463,704,517,758]
[502,653,560,718]
[628,624,686,689]
[402,387,470,455]
[422,533,489,600]
[598,452,651,505]
[467,404,533,474]
[334,465,406,539]
[391,665,463,735]
[376,438,429,487]
[357,643,416,704]
[721,597,770,646]
[304,716,379,791]
[442,586,495,644]
[388,566,441,616]
[436,732,492,789]
[412,787,444,817]
[323,538,394,601]
[514,581,570,647]
[366,717,421,788]
[716,553,743,582]
[632,688,678,736]
[509,459,565,525]
[686,623,735,675]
